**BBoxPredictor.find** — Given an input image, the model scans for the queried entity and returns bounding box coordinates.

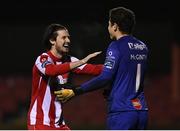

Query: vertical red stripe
[49,95,56,127]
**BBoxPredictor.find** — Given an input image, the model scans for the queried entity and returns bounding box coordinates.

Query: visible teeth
[63,44,69,48]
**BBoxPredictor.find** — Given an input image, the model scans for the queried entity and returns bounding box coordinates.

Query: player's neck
[50,49,63,59]
[116,32,128,40]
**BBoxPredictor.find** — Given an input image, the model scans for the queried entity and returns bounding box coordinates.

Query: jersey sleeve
[35,54,70,76]
[80,42,121,92]
[103,42,120,74]
[71,56,103,75]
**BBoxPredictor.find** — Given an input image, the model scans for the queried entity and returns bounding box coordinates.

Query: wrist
[73,86,84,95]
[81,59,86,64]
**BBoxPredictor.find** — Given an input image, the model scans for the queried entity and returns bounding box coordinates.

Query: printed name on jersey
[104,58,115,69]
[130,54,147,60]
[128,42,147,50]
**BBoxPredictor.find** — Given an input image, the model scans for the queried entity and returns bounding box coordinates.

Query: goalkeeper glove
[54,89,75,103]
[54,86,84,103]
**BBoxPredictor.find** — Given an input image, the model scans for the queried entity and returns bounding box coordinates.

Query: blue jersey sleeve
[80,42,121,92]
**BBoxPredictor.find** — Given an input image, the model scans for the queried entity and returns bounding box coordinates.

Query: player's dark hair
[43,23,67,50]
[109,7,136,34]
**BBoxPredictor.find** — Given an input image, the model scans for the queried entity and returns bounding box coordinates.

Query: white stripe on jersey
[136,64,141,92]
[30,76,42,125]
[30,53,88,127]
[54,101,62,127]
[30,99,37,125]
[42,79,51,126]
[70,56,87,70]
[38,77,42,89]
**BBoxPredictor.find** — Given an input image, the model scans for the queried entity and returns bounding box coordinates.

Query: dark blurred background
[0,0,180,129]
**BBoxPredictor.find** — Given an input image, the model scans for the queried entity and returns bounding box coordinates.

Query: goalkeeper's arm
[54,71,113,102]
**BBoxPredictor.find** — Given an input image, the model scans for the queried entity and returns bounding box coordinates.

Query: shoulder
[35,52,53,64]
[132,36,147,45]
[133,37,149,51]
[106,41,121,58]
[108,41,119,50]
[36,52,49,61]
[39,52,49,61]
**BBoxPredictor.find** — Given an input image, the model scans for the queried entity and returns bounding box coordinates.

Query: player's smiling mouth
[63,43,69,48]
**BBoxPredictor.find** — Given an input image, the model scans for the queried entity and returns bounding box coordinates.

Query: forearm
[69,59,86,70]
[73,64,103,75]
[45,51,101,76]
[45,63,70,76]
[70,51,103,74]
[45,60,86,76]
[54,71,112,102]
[74,71,112,95]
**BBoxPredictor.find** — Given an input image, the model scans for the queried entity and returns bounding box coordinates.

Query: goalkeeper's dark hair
[109,7,136,34]
[43,23,67,50]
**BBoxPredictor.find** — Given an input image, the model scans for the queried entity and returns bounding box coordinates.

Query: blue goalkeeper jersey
[80,35,149,113]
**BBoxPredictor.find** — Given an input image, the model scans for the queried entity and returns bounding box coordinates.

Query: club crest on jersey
[104,58,115,69]
[131,98,142,110]
[40,55,48,62]
[40,55,51,68]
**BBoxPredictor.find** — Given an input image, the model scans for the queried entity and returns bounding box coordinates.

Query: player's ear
[113,23,118,32]
[49,39,56,45]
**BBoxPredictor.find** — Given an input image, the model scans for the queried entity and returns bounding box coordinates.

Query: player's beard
[56,42,70,56]
[63,42,70,52]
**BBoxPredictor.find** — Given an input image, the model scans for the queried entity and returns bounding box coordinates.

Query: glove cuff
[72,86,84,95]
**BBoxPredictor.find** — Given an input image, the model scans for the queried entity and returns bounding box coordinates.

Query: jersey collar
[47,51,62,62]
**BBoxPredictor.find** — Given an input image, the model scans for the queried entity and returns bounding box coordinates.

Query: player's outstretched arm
[82,51,102,63]
[69,51,102,69]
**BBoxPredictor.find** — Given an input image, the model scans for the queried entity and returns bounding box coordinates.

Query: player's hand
[82,51,102,63]
[54,89,75,103]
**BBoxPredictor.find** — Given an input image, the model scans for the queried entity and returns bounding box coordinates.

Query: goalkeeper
[54,7,149,130]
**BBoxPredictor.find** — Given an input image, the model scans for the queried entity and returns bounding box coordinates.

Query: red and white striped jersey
[27,51,102,128]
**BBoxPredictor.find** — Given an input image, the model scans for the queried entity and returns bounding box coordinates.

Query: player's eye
[62,36,66,39]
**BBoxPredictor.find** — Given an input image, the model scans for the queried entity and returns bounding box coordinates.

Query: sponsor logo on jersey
[104,58,115,69]
[128,42,147,50]
[107,51,115,59]
[57,76,68,84]
[108,51,113,56]
[131,98,142,110]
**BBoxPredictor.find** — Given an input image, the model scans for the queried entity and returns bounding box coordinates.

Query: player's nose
[66,37,70,43]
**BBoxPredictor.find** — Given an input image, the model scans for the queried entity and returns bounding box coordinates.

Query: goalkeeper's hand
[54,89,75,103]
